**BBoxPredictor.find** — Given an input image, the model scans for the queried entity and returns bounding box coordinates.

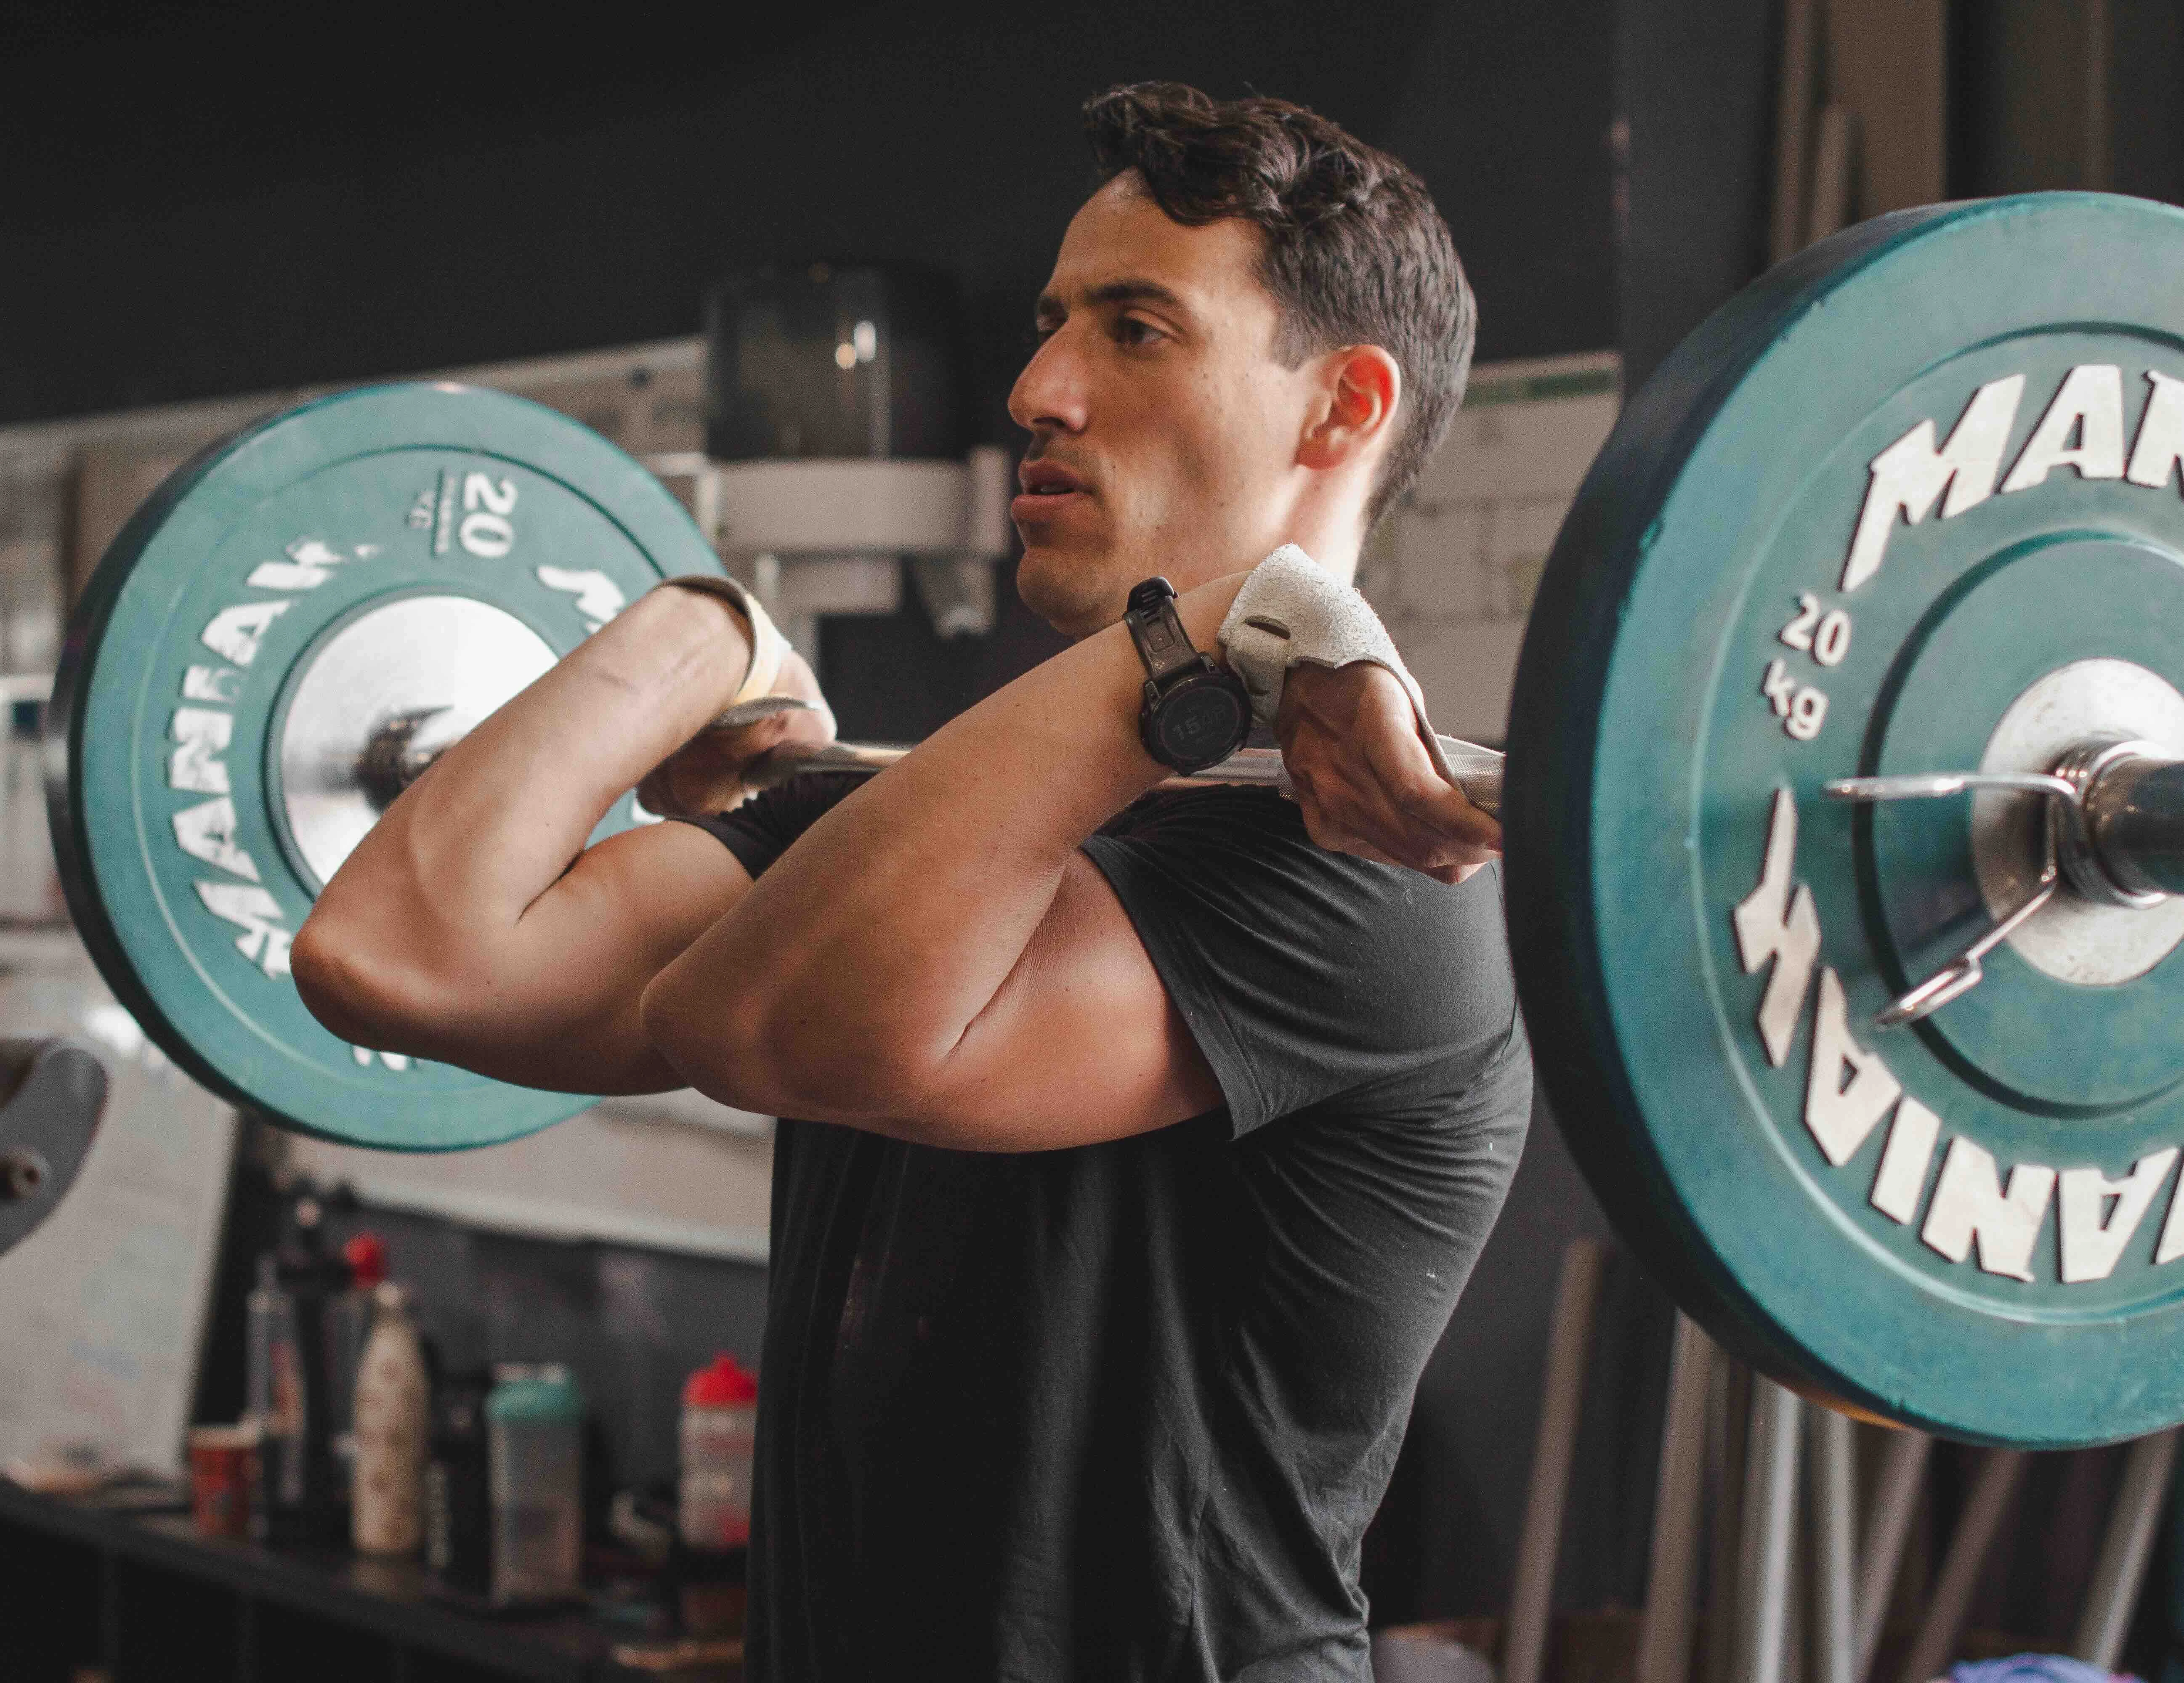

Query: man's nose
[1008,330,1089,436]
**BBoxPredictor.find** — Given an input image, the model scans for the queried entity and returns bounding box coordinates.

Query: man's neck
[1268,495,1367,583]
[1262,528,1361,586]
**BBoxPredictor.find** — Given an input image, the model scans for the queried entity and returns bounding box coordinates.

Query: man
[296,82,1528,1681]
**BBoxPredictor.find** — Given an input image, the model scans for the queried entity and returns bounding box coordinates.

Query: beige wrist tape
[659,573,788,718]
[1216,544,1461,785]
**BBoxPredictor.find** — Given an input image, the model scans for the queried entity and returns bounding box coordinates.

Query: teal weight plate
[48,384,722,1149]
[1866,534,2184,1113]
[1508,194,2184,1446]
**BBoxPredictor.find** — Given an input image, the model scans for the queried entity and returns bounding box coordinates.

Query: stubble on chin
[1015,544,1125,640]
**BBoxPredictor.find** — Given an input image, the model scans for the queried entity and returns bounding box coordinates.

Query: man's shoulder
[1086,785,1517,1117]
[1092,785,1506,942]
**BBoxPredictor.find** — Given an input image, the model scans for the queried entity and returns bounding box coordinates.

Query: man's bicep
[416,819,755,1091]
[533,818,756,971]
[918,853,1222,1149]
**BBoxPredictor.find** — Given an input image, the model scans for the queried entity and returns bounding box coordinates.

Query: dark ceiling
[2,0,1623,427]
[0,0,888,226]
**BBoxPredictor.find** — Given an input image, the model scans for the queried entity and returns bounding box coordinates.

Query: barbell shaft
[2086,754,2184,898]
[743,732,1506,815]
[392,707,1504,815]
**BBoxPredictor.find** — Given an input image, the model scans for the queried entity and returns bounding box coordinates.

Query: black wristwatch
[1123,578,1253,772]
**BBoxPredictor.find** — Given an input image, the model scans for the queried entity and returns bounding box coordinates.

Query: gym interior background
[3,0,2182,1679]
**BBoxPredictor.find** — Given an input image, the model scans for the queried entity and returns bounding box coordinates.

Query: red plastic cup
[187,1423,259,1540]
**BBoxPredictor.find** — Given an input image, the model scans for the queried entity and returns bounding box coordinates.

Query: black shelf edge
[0,1479,624,1682]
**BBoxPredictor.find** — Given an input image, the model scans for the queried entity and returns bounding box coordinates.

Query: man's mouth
[1014,461,1091,521]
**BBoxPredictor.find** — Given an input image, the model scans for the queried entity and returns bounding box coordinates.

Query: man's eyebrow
[1086,277,1186,311]
[1033,278,1188,322]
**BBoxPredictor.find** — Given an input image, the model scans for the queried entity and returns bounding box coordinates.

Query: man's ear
[1297,345,1402,472]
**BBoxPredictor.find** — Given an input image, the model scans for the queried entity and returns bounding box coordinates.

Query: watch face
[1157,680,1250,769]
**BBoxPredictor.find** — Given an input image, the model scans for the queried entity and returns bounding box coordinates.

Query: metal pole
[1738,1378,1805,1683]
[1804,105,1860,247]
[1637,1314,1716,1683]
[2084,0,2112,193]
[2072,1428,2179,1669]
[1770,0,1822,263]
[1810,1406,1858,1683]
[1706,1359,1753,1683]
[1895,1450,2026,1683]
[1855,1430,1932,1683]
[1503,1239,1605,1683]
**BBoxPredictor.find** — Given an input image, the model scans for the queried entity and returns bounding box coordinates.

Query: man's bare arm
[639,573,1499,1149]
[291,589,776,1094]
[297,562,1494,1123]
[637,577,1241,1145]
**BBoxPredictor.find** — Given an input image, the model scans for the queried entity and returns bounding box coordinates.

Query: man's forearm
[642,573,1249,1121]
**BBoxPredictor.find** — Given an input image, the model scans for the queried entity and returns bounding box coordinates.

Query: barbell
[42,191,2184,1445]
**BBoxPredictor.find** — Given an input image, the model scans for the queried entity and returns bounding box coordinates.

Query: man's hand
[1275,662,1501,884]
[635,650,837,820]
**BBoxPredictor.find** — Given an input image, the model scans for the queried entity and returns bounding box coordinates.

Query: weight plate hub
[1509,194,2184,1446]
[48,384,720,1150]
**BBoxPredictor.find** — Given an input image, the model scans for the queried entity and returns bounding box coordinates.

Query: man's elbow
[639,972,773,1112]
[640,970,931,1123]
[290,911,440,1053]
[638,982,742,1113]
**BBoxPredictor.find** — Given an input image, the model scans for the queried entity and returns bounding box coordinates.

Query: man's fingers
[1390,772,1501,854]
[1323,745,1496,857]
[1296,803,1402,870]
[1302,806,1477,882]
[1355,713,1501,848]
[638,699,824,819]
[1274,661,1508,880]
[1295,763,1497,877]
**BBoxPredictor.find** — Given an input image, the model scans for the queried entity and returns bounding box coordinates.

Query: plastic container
[486,1364,585,1606]
[325,1232,387,1497]
[351,1282,429,1555]
[245,1251,331,1540]
[246,1197,348,1541]
[424,1369,493,1595]
[186,1421,260,1540]
[678,1355,758,1550]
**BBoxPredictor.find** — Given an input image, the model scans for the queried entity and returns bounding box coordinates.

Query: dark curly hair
[1084,82,1475,527]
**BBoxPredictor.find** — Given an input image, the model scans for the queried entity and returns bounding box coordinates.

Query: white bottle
[351,1282,430,1556]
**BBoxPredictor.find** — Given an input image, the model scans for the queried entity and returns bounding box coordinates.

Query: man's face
[1009,176,1315,637]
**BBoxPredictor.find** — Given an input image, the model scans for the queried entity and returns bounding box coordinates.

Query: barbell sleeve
[2083,752,2184,899]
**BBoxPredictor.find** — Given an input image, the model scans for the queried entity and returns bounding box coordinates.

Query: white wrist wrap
[659,574,789,722]
[1216,544,1460,783]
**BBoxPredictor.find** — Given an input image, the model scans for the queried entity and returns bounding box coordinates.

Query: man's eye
[1114,317,1164,348]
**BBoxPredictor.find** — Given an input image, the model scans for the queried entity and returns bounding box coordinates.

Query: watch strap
[1124,580,1202,685]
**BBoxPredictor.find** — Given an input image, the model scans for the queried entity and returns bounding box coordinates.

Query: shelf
[0,1479,726,1683]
